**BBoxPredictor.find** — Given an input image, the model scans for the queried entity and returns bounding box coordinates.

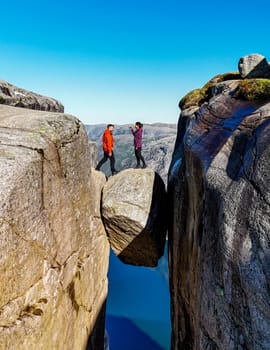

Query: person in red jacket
[96,124,118,175]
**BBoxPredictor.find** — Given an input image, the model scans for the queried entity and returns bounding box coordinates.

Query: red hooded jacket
[102,128,114,153]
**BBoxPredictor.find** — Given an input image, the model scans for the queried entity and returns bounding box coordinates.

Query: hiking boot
[142,164,147,168]
[112,170,119,175]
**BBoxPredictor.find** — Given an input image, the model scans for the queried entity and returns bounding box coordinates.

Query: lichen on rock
[179,72,240,110]
[234,78,270,101]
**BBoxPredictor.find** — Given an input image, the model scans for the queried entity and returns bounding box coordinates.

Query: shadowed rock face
[168,77,270,349]
[0,105,109,350]
[102,168,168,267]
[0,80,64,112]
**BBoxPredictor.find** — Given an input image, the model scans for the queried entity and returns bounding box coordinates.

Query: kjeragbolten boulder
[102,168,168,267]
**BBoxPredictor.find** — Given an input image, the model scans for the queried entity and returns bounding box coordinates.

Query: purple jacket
[131,127,143,148]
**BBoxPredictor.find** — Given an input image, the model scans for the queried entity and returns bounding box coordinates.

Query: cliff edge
[168,53,270,349]
[0,104,109,350]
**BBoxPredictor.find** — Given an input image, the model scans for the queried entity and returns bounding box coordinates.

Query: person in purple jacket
[129,121,147,168]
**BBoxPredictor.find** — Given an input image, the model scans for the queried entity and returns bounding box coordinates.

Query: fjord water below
[105,242,171,350]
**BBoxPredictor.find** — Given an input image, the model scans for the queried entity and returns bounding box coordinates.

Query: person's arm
[129,126,135,135]
[136,128,142,149]
[102,132,108,153]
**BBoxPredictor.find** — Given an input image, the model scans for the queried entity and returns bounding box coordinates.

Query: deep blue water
[105,242,171,350]
[106,315,164,350]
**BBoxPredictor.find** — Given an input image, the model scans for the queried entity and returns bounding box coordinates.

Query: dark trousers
[96,151,116,173]
[135,148,146,166]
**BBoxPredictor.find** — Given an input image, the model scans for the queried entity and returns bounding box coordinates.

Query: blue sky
[1,0,270,125]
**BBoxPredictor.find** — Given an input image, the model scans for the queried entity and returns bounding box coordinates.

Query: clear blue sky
[1,0,270,125]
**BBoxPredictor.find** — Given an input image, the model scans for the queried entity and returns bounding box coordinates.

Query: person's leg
[96,152,108,170]
[141,153,147,168]
[109,151,116,174]
[135,148,140,168]
[137,148,147,168]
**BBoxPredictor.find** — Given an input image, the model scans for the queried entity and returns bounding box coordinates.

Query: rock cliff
[168,54,270,349]
[0,80,64,112]
[0,104,109,350]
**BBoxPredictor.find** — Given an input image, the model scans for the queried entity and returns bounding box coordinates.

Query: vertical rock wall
[0,105,109,350]
[168,78,270,349]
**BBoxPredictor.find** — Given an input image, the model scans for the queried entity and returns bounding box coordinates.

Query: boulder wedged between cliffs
[101,168,168,267]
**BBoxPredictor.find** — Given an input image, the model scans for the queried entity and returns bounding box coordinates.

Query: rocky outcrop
[102,168,168,267]
[0,80,64,112]
[0,105,109,350]
[238,53,270,78]
[168,56,270,349]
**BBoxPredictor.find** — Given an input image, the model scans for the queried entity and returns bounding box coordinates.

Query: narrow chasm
[105,244,171,350]
[101,168,171,350]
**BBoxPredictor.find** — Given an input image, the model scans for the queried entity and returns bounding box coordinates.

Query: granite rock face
[102,168,168,267]
[89,140,98,168]
[169,75,270,348]
[238,53,270,78]
[0,80,64,112]
[0,105,109,350]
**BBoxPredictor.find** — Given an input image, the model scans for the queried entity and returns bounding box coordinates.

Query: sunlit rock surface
[0,105,109,350]
[169,62,270,349]
[102,168,168,267]
[0,80,64,112]
[238,53,270,78]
